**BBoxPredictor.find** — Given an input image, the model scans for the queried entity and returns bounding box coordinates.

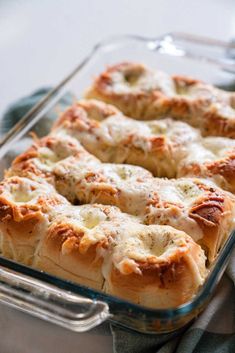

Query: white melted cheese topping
[48,202,206,281]
[202,137,235,157]
[148,178,205,241]
[108,65,232,111]
[102,222,206,283]
[180,143,216,166]
[180,136,235,168]
[109,68,175,95]
[27,134,87,174]
[2,177,55,205]
[50,203,139,253]
[81,114,199,152]
[54,157,154,213]
[52,101,235,185]
[54,110,201,175]
[155,178,204,205]
[53,154,208,242]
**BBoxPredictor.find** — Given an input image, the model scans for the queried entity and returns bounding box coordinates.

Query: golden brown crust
[86,62,235,138]
[188,190,233,259]
[206,155,235,191]
[0,177,48,222]
[106,258,192,308]
[0,177,68,265]
[7,134,99,183]
[145,179,234,262]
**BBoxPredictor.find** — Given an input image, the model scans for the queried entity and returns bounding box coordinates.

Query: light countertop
[0,0,235,116]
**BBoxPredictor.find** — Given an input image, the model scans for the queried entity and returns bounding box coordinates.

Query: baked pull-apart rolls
[0,181,207,308]
[1,63,234,310]
[104,224,207,308]
[33,203,207,308]
[53,99,235,192]
[8,131,234,262]
[0,176,67,265]
[86,62,235,138]
[53,100,200,178]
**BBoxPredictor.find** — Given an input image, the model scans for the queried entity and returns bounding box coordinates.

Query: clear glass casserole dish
[0,33,234,335]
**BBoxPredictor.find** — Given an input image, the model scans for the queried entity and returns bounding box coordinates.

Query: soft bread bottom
[34,255,104,290]
[104,266,195,309]
[0,217,48,265]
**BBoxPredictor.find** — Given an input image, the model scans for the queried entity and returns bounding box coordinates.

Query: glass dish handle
[0,264,110,332]
[154,32,235,74]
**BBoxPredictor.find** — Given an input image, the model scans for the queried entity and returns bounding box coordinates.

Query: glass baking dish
[0,33,235,335]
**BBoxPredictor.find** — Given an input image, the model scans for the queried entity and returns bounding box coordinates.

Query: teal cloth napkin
[1,90,235,353]
[1,88,75,136]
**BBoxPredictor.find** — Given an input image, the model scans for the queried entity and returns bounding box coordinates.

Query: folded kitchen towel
[1,89,235,353]
[1,88,75,136]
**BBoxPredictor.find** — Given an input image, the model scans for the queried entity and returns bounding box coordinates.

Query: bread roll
[33,203,207,308]
[34,204,138,290]
[0,177,208,307]
[6,134,98,182]
[8,133,234,262]
[86,62,235,138]
[103,223,207,308]
[0,176,67,265]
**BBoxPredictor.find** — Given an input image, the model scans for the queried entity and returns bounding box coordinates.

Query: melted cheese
[102,222,206,283]
[53,156,209,242]
[53,100,235,186]
[1,177,56,205]
[179,136,235,169]
[53,104,205,179]
[202,137,235,157]
[147,179,205,241]
[57,112,199,154]
[109,66,175,95]
[180,143,216,166]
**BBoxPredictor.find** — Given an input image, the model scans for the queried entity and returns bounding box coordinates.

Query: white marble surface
[0,1,235,352]
[0,0,235,116]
